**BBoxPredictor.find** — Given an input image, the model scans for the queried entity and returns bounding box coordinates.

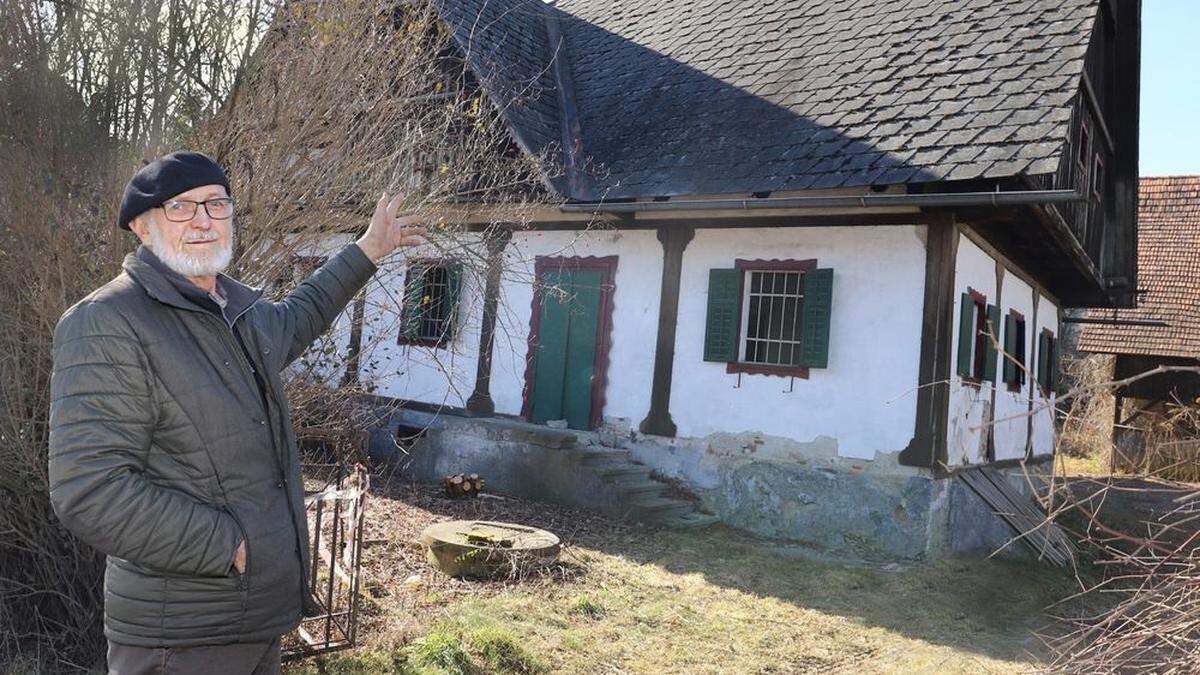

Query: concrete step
[596,462,653,479]
[657,512,722,530]
[578,446,632,463]
[614,478,667,497]
[630,496,694,519]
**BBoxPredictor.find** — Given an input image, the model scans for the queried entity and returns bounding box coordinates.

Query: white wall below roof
[947,235,998,467]
[993,271,1035,462]
[352,224,928,463]
[271,222,1062,467]
[1031,292,1060,457]
[487,228,664,422]
[946,233,1059,467]
[669,226,927,460]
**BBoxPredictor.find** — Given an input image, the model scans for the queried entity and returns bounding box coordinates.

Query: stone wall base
[370,406,1049,562]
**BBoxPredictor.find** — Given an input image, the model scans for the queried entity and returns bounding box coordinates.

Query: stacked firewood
[442,473,485,498]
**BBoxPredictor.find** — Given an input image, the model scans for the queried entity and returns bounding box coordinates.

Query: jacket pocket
[224,507,252,588]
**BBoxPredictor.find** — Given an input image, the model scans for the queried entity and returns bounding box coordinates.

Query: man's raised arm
[270,192,425,370]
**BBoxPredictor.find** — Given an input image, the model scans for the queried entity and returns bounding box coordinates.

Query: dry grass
[286,472,1098,674]
[1058,452,1114,477]
[1058,354,1115,462]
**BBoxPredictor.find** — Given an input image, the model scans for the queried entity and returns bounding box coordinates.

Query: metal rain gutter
[558,189,1085,214]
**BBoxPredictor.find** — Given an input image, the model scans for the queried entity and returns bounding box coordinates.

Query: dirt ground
[283,471,1100,675]
[1056,475,1200,550]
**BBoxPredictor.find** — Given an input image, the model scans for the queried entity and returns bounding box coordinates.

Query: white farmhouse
[292,0,1141,560]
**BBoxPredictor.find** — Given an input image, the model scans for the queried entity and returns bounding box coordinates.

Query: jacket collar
[123,244,263,324]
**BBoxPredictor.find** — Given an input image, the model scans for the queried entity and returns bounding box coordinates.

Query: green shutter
[1002,314,1016,385]
[703,269,741,362]
[443,264,463,341]
[1036,333,1050,391]
[798,268,834,368]
[983,304,1000,382]
[957,293,974,377]
[400,263,427,340]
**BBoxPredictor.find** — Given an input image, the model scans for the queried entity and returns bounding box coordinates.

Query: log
[442,473,485,498]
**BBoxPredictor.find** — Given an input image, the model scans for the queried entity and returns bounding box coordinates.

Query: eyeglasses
[159,197,235,222]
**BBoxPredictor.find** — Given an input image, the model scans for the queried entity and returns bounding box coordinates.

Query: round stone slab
[420,520,561,578]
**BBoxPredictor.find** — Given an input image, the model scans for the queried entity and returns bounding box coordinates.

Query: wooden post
[899,218,959,470]
[638,225,695,437]
[340,292,366,387]
[466,228,513,416]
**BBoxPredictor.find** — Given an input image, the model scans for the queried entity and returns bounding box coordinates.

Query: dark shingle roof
[1079,177,1200,359]
[434,0,568,194]
[437,0,1101,199]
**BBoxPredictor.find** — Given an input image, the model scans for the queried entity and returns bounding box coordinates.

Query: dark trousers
[106,637,281,675]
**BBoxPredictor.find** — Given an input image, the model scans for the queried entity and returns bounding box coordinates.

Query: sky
[1140,0,1200,175]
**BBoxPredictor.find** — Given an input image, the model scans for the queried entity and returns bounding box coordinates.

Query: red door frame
[520,255,618,430]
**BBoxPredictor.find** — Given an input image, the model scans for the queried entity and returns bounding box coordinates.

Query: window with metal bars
[739,269,805,367]
[703,258,831,377]
[398,260,462,346]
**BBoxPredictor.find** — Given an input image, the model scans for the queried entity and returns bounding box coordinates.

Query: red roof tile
[1079,176,1200,358]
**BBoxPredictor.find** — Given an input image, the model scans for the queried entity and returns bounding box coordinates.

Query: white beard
[148,225,234,278]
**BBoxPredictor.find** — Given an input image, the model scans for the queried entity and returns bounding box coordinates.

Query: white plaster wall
[487,229,663,421]
[670,226,927,461]
[270,233,361,385]
[356,234,486,407]
[946,235,998,467]
[947,234,1061,465]
[350,229,662,417]
[1031,294,1061,457]
[993,273,1036,462]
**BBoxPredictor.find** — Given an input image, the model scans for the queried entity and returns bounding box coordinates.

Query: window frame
[960,287,989,386]
[397,258,460,348]
[1076,115,1093,240]
[725,258,817,378]
[1038,328,1059,396]
[1004,309,1027,392]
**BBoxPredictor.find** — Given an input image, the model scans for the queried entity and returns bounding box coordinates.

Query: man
[47,151,424,674]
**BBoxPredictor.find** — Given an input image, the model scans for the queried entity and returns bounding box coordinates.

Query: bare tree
[1,0,589,668]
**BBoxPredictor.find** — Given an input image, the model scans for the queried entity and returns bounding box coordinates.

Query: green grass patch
[471,625,547,674]
[567,593,607,619]
[289,506,1108,673]
[287,649,409,675]
[405,626,474,674]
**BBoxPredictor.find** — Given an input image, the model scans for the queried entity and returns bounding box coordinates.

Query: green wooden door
[531,269,602,430]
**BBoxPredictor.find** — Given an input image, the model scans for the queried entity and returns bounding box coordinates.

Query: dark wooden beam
[986,260,1004,462]
[638,225,695,437]
[544,11,590,200]
[465,228,513,416]
[340,292,366,387]
[899,222,959,471]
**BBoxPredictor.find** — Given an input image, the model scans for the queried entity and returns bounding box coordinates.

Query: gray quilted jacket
[48,241,376,647]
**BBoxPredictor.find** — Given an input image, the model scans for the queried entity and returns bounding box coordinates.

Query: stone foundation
[369,406,1048,562]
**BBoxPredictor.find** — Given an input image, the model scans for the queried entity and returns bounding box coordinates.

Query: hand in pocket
[233,539,247,575]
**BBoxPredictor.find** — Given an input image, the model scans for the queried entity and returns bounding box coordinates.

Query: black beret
[117,151,231,230]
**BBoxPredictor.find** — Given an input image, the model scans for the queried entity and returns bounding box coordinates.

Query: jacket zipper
[208,315,287,478]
